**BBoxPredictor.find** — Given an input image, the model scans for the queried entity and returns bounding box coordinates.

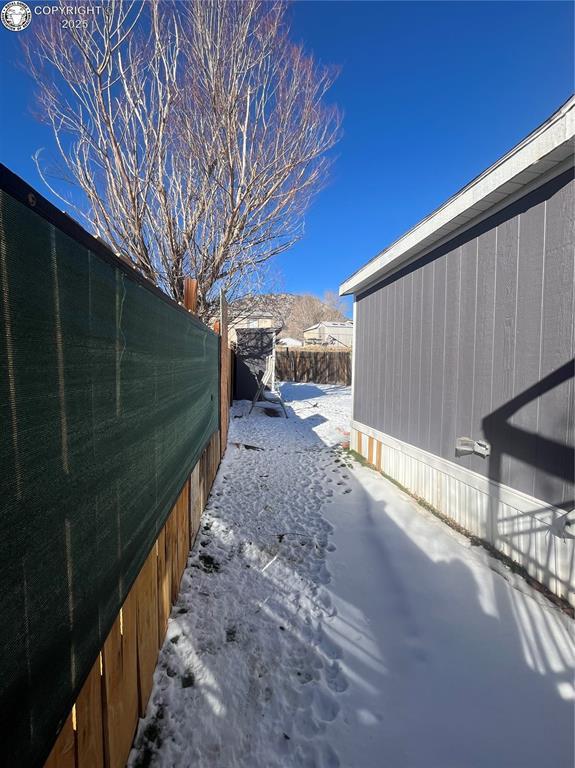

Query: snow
[129,383,574,768]
[278,338,304,347]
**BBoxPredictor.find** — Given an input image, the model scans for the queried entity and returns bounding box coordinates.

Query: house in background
[340,96,574,605]
[227,309,282,344]
[303,320,353,347]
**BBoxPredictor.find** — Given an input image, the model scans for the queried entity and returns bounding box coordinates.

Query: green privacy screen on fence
[0,166,219,767]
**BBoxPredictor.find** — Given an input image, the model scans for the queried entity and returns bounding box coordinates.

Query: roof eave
[340,95,575,297]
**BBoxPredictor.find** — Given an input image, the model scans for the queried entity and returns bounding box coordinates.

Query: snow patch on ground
[129,383,574,768]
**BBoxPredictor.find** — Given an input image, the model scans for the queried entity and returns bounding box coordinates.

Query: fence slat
[167,506,179,604]
[178,483,190,588]
[136,547,159,717]
[102,587,138,768]
[190,462,202,546]
[376,440,382,472]
[75,660,104,768]
[44,712,75,768]
[156,528,170,645]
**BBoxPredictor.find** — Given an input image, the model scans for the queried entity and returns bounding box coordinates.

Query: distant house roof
[340,95,575,296]
[304,321,353,332]
[232,311,277,320]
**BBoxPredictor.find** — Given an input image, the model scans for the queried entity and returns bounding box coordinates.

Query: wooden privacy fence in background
[276,348,351,386]
[44,279,230,768]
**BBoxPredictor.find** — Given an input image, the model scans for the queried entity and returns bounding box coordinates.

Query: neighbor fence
[0,165,231,768]
[276,348,351,385]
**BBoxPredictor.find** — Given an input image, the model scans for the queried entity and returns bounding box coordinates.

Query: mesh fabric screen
[0,176,219,767]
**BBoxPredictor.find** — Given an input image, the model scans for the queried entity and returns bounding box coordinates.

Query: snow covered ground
[130,383,574,768]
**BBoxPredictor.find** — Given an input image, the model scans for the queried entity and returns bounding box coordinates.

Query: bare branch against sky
[23,0,341,316]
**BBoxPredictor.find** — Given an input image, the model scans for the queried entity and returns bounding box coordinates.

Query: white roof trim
[340,96,575,296]
[321,321,353,327]
[303,321,353,332]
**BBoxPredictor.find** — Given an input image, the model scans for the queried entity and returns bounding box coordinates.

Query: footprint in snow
[316,626,341,660]
[294,708,323,738]
[296,669,314,684]
[324,661,348,693]
[312,686,340,722]
[319,741,341,768]
[316,589,336,618]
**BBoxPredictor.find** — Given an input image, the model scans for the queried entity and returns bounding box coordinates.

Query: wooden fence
[275,348,351,386]
[44,280,230,768]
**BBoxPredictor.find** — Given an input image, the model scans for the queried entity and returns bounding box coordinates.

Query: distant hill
[279,293,348,340]
[229,292,348,340]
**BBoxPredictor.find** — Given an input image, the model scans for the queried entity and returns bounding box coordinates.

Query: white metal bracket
[456,437,491,459]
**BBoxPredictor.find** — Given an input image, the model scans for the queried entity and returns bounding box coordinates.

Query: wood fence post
[183,277,198,551]
[218,290,229,458]
[183,278,198,314]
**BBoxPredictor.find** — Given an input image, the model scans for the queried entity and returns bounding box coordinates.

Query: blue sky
[1,1,573,313]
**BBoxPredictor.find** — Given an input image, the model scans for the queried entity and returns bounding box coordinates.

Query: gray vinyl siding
[509,201,544,496]
[353,168,575,506]
[538,177,574,503]
[470,230,497,477]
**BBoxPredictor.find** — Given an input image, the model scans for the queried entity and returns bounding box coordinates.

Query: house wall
[228,317,279,345]
[352,167,574,604]
[230,316,277,330]
[354,167,574,506]
[327,326,353,347]
[304,325,353,346]
[303,327,320,342]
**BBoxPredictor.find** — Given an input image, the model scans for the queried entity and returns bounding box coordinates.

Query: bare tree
[322,290,349,317]
[25,2,181,288]
[281,293,347,340]
[24,0,341,317]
